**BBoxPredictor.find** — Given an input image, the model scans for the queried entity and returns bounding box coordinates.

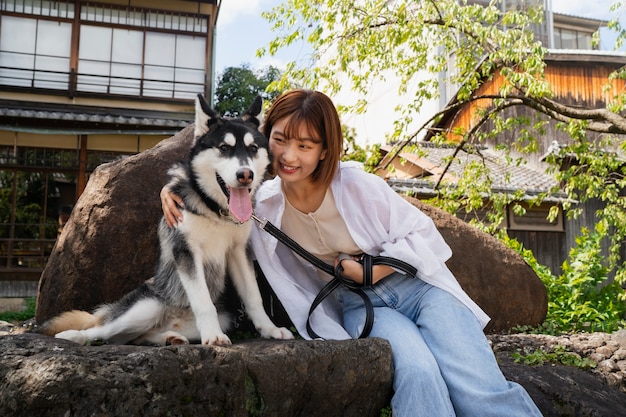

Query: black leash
[252,214,418,339]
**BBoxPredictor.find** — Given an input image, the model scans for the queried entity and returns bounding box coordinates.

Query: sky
[213,0,625,76]
[213,0,309,76]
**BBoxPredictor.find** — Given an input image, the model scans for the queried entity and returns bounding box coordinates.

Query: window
[0,15,71,89]
[507,203,564,232]
[560,29,577,49]
[0,1,209,99]
[175,36,207,97]
[142,32,206,99]
[144,32,177,98]
[35,19,72,89]
[0,143,129,270]
[554,28,594,50]
[110,29,144,95]
[1,0,75,18]
[577,32,592,50]
[77,2,208,99]
[77,25,145,95]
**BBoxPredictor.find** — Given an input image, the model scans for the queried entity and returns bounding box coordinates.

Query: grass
[511,344,597,370]
[0,297,36,324]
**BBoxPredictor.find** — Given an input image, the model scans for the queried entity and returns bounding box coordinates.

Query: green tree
[260,0,626,331]
[214,64,282,116]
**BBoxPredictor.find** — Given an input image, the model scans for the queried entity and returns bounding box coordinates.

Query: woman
[162,89,542,417]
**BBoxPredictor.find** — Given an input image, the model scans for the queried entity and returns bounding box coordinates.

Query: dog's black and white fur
[41,95,293,346]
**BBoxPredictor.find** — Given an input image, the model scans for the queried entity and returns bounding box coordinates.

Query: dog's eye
[249,144,258,154]
[219,144,230,153]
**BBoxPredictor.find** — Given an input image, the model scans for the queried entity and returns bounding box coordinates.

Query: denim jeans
[339,273,543,417]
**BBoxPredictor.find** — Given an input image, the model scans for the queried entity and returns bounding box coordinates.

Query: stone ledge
[0,333,393,417]
[3,332,626,417]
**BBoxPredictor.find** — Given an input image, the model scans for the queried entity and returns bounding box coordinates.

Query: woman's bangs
[283,113,323,144]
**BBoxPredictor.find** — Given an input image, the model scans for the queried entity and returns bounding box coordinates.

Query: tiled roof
[0,107,190,127]
[382,142,568,201]
[0,102,193,135]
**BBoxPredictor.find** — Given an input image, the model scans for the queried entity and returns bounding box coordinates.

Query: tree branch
[433,98,519,190]
[474,94,626,134]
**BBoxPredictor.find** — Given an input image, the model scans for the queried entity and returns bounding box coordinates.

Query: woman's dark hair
[262,89,343,188]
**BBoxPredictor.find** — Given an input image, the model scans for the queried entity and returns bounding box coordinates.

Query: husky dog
[40,94,293,346]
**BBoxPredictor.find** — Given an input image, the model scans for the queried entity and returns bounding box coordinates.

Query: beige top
[282,188,361,281]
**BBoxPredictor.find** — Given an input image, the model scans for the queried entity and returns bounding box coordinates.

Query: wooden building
[380,49,626,275]
[371,0,626,276]
[0,0,220,292]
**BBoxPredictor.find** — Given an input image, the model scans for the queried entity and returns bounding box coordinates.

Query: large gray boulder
[404,195,548,332]
[36,125,194,323]
[2,332,625,417]
[36,125,546,332]
[0,333,393,417]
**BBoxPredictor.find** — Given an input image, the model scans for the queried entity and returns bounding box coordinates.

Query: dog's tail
[35,310,102,336]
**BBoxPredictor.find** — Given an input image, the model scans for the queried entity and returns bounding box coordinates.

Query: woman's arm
[334,257,394,285]
[160,186,184,228]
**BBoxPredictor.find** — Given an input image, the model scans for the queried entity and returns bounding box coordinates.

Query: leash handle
[252,214,417,339]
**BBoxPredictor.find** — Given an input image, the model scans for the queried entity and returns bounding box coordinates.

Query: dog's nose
[236,168,254,185]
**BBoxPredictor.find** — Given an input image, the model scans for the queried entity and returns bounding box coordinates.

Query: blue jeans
[339,273,542,417]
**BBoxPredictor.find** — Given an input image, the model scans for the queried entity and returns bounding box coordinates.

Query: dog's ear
[241,95,263,129]
[195,94,220,138]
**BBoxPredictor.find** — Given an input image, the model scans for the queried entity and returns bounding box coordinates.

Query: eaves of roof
[381,142,568,201]
[552,12,609,27]
[545,49,626,64]
[386,177,569,203]
[0,102,193,135]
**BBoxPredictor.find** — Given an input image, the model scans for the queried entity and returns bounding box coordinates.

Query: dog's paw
[163,331,190,346]
[260,326,294,340]
[55,329,89,345]
[202,333,231,346]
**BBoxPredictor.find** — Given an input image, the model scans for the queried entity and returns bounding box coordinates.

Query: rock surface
[36,125,194,323]
[1,330,625,417]
[0,333,393,417]
[490,331,626,394]
[492,331,626,417]
[35,125,547,332]
[404,195,548,332]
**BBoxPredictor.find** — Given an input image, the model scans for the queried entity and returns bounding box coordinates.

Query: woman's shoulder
[337,162,417,211]
[338,161,388,187]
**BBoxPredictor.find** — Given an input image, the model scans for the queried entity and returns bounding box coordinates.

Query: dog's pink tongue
[229,187,253,223]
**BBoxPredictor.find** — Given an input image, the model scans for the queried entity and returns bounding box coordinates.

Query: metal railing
[0,237,56,273]
[0,63,205,100]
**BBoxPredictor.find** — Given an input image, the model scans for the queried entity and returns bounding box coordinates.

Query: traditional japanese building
[0,0,220,290]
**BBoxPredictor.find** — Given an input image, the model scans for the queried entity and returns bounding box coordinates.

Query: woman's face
[269,117,327,186]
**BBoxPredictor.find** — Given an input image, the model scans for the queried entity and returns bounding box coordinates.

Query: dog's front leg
[228,247,293,340]
[178,257,231,346]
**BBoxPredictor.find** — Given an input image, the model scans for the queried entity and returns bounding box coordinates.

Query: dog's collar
[215,173,230,198]
[219,209,247,226]
[185,166,247,225]
[187,165,222,217]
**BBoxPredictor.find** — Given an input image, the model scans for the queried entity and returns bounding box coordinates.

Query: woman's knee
[394,355,441,384]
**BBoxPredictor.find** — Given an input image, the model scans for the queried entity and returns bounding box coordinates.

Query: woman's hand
[334,256,394,285]
[160,186,184,228]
